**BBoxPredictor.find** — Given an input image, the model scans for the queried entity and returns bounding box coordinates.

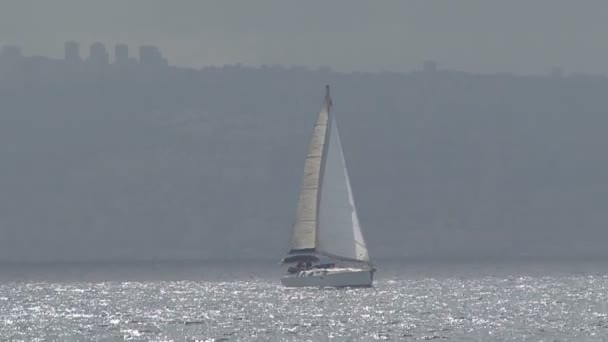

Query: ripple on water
[0,276,608,340]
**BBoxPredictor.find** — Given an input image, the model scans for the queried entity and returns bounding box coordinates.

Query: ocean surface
[1,260,608,341]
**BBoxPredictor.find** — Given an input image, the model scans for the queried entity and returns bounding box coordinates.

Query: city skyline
[3,1,608,74]
[1,41,168,67]
[0,41,605,80]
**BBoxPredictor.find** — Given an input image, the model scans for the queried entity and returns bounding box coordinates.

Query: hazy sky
[2,1,608,74]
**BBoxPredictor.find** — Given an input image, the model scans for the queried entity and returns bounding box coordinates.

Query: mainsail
[284,86,369,264]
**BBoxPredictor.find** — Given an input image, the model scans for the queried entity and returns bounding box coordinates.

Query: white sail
[288,92,329,253]
[316,114,369,262]
[285,86,369,264]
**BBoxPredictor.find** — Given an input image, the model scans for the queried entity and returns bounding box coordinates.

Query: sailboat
[281,86,375,288]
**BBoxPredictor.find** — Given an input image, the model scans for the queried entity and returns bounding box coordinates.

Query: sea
[1,259,608,341]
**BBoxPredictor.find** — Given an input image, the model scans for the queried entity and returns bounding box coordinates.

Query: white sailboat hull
[281,267,374,288]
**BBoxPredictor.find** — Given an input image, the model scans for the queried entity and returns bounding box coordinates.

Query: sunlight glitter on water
[1,265,608,341]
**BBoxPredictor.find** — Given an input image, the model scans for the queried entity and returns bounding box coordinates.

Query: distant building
[0,45,23,69]
[423,60,437,73]
[550,66,563,79]
[139,45,167,66]
[1,45,23,60]
[88,42,109,66]
[114,44,129,65]
[64,41,81,63]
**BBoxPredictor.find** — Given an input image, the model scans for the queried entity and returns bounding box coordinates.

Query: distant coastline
[1,42,608,263]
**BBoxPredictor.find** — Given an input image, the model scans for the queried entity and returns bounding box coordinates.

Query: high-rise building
[114,44,128,65]
[423,60,437,73]
[0,45,23,68]
[139,45,167,66]
[1,45,22,60]
[551,66,564,79]
[64,41,81,63]
[88,42,109,66]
